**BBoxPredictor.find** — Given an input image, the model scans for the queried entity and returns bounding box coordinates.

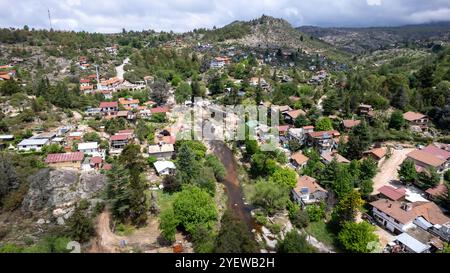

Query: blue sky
[0,0,449,33]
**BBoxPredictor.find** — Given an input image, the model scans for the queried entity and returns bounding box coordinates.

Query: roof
[342,119,361,129]
[303,126,314,130]
[425,184,448,198]
[322,153,350,164]
[99,101,118,108]
[148,144,174,154]
[153,160,176,173]
[69,132,83,137]
[102,163,112,170]
[18,138,49,146]
[291,152,309,165]
[90,156,103,164]
[412,201,450,226]
[119,98,140,105]
[80,78,91,83]
[366,147,387,160]
[0,74,11,80]
[407,150,446,168]
[111,134,129,141]
[45,152,84,164]
[0,135,14,140]
[403,111,426,122]
[395,233,430,253]
[278,125,290,132]
[370,199,417,224]
[422,145,450,161]
[309,130,340,139]
[150,107,169,114]
[378,186,406,201]
[293,175,327,196]
[117,129,134,135]
[77,142,98,150]
[285,109,306,119]
[117,110,129,117]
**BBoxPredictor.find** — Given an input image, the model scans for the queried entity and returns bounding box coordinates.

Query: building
[77,142,99,157]
[99,102,119,115]
[90,156,104,170]
[148,144,174,160]
[45,152,84,169]
[153,160,176,175]
[17,138,49,151]
[292,176,328,205]
[377,186,406,201]
[210,56,231,69]
[425,184,448,201]
[110,134,130,150]
[283,109,306,124]
[358,104,374,116]
[406,149,448,173]
[403,111,429,132]
[290,152,309,169]
[364,147,387,165]
[321,152,350,164]
[342,119,361,131]
[389,233,431,253]
[370,199,450,235]
[307,130,340,155]
[119,98,140,110]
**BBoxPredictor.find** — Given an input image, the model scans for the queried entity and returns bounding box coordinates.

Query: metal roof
[18,138,49,146]
[395,233,430,253]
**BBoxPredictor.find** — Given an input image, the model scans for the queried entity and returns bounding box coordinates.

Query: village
[0,15,450,254]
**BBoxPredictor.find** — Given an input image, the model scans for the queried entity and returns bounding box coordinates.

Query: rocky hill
[298,22,450,54]
[204,15,349,60]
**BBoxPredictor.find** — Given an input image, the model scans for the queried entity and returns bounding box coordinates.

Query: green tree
[338,221,379,253]
[359,157,378,179]
[175,82,192,104]
[417,167,440,189]
[150,78,169,105]
[172,186,217,233]
[294,115,311,128]
[332,191,364,227]
[346,122,372,160]
[66,200,95,242]
[214,210,258,253]
[306,202,326,222]
[176,143,201,184]
[269,167,297,189]
[315,117,333,131]
[204,154,226,181]
[291,209,310,228]
[389,110,405,130]
[277,230,316,253]
[159,208,179,243]
[398,159,417,184]
[252,180,289,215]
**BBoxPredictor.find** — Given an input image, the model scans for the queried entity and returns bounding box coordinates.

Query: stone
[57,217,65,225]
[37,218,45,225]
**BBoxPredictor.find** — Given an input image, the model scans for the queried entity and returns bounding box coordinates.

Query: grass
[304,221,338,250]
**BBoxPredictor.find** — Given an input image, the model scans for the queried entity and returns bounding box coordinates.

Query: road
[371,148,415,194]
[115,57,129,80]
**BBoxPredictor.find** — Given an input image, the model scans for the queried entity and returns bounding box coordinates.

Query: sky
[0,0,450,33]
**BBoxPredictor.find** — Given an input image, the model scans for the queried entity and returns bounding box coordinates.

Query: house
[425,184,448,201]
[321,152,350,164]
[278,125,291,136]
[33,132,56,141]
[342,119,361,131]
[17,138,49,151]
[358,104,374,116]
[150,107,170,114]
[290,152,309,169]
[421,144,450,170]
[45,152,84,169]
[406,149,448,173]
[85,107,102,116]
[307,130,340,155]
[210,56,231,69]
[153,160,176,175]
[77,142,99,157]
[403,112,429,132]
[101,90,113,100]
[370,199,450,235]
[389,233,431,253]
[377,186,407,201]
[68,132,83,141]
[110,134,130,150]
[148,144,174,160]
[364,147,387,165]
[283,109,306,124]
[288,128,307,145]
[119,97,140,110]
[90,156,103,170]
[99,102,119,115]
[292,175,328,205]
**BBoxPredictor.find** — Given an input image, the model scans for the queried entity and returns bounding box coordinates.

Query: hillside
[298,22,450,54]
[202,15,350,61]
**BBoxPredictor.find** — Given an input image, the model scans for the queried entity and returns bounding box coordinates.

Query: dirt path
[88,211,192,253]
[115,57,129,80]
[372,148,415,194]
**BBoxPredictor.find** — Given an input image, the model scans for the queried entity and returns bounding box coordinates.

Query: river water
[209,140,254,230]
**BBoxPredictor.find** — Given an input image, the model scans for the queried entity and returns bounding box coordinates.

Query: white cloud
[0,0,448,32]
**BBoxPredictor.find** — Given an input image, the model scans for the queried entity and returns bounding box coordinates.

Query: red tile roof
[403,111,426,122]
[99,102,118,108]
[102,164,112,170]
[309,130,340,139]
[422,145,450,161]
[291,152,309,165]
[407,150,446,168]
[342,119,361,129]
[111,134,129,141]
[378,186,406,201]
[45,152,84,164]
[90,156,103,164]
[151,107,169,114]
[278,125,290,132]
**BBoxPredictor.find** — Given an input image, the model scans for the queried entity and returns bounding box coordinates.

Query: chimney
[401,202,412,211]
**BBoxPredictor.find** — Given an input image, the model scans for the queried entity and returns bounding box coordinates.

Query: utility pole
[48,8,53,31]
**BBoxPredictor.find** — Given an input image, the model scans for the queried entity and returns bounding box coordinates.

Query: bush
[291,209,310,228]
[306,203,326,222]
